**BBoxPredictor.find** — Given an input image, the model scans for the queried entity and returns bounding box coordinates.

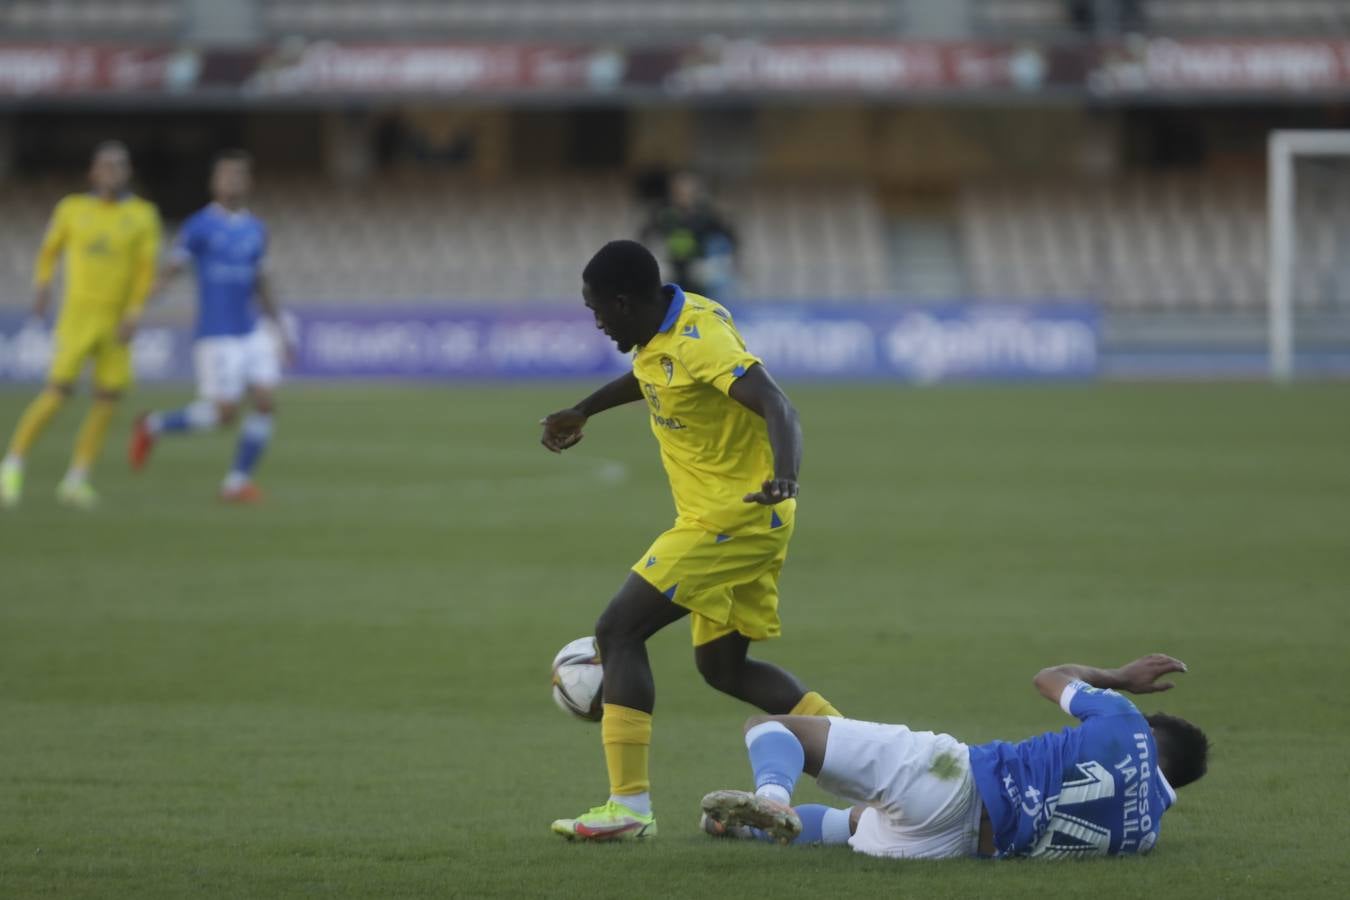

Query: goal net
[1268,130,1350,381]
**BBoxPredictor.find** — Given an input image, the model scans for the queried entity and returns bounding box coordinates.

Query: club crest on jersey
[660,356,674,384]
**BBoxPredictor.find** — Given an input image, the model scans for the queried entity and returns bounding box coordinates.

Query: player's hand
[743,478,798,505]
[1114,654,1187,694]
[540,408,587,453]
[117,314,141,344]
[32,284,52,320]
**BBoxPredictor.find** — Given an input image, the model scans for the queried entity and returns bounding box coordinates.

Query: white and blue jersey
[968,681,1178,858]
[173,204,267,339]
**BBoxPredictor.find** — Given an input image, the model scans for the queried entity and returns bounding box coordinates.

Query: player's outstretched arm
[728,364,801,505]
[156,257,186,286]
[1034,654,1188,705]
[119,209,163,343]
[32,199,70,319]
[145,256,188,313]
[539,371,642,453]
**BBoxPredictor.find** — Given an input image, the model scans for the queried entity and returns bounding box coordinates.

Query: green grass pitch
[1,383,1348,898]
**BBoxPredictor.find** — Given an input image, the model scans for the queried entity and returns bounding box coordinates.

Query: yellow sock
[71,397,117,472]
[791,691,842,718]
[7,388,66,458]
[601,703,652,797]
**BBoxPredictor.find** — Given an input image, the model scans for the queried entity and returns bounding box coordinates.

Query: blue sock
[156,409,193,433]
[746,721,804,804]
[794,804,830,844]
[149,401,218,435]
[751,805,853,846]
[797,805,853,845]
[229,412,273,481]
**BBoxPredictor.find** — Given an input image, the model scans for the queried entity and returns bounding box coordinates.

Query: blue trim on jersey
[658,284,687,333]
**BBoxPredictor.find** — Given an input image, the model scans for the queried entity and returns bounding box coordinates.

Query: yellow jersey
[34,192,162,330]
[632,287,795,535]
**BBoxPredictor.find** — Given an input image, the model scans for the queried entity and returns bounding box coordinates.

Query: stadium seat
[0,0,182,37]
[7,169,1347,310]
[260,0,896,38]
[958,172,1349,310]
[0,173,892,306]
[971,0,1350,35]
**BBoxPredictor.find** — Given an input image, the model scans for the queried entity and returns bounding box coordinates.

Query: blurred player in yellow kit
[0,141,162,509]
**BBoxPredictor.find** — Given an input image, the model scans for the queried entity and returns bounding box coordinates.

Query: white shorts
[194,328,282,403]
[817,717,984,860]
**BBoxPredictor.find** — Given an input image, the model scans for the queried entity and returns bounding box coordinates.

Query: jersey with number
[630,285,791,536]
[968,681,1177,858]
[173,203,268,339]
[34,193,162,328]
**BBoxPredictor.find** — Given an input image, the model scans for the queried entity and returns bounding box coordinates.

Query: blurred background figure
[130,149,290,504]
[640,172,739,300]
[1,141,161,510]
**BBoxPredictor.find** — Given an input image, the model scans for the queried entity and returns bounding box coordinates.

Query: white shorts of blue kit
[818,717,984,859]
[194,327,281,403]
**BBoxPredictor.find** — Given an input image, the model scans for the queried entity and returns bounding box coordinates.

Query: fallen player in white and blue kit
[701,652,1209,859]
[130,150,293,503]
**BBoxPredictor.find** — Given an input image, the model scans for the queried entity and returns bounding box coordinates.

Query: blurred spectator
[1069,0,1146,35]
[640,172,738,300]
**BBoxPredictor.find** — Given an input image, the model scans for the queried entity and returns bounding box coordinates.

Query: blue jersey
[968,681,1177,858]
[173,204,267,338]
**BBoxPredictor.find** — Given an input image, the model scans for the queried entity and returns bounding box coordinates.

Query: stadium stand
[8,169,1350,310]
[973,0,1350,36]
[720,180,891,301]
[0,0,183,37]
[5,0,1350,40]
[0,174,890,305]
[960,171,1350,310]
[261,0,902,38]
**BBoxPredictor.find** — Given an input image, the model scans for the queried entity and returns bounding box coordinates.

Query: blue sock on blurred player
[225,412,272,488]
[149,401,218,435]
[746,721,804,806]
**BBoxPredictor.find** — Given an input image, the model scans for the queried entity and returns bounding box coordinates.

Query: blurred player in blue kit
[129,150,294,502]
[701,652,1209,860]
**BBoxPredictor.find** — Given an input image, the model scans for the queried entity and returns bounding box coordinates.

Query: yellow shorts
[632,514,795,647]
[48,321,132,391]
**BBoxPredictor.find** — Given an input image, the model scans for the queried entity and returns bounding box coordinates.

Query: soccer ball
[551,636,604,721]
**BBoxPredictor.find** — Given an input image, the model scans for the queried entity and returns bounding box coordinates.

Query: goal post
[1267,129,1350,382]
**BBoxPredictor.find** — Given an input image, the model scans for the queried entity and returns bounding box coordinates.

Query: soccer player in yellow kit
[0,141,161,509]
[542,240,841,841]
